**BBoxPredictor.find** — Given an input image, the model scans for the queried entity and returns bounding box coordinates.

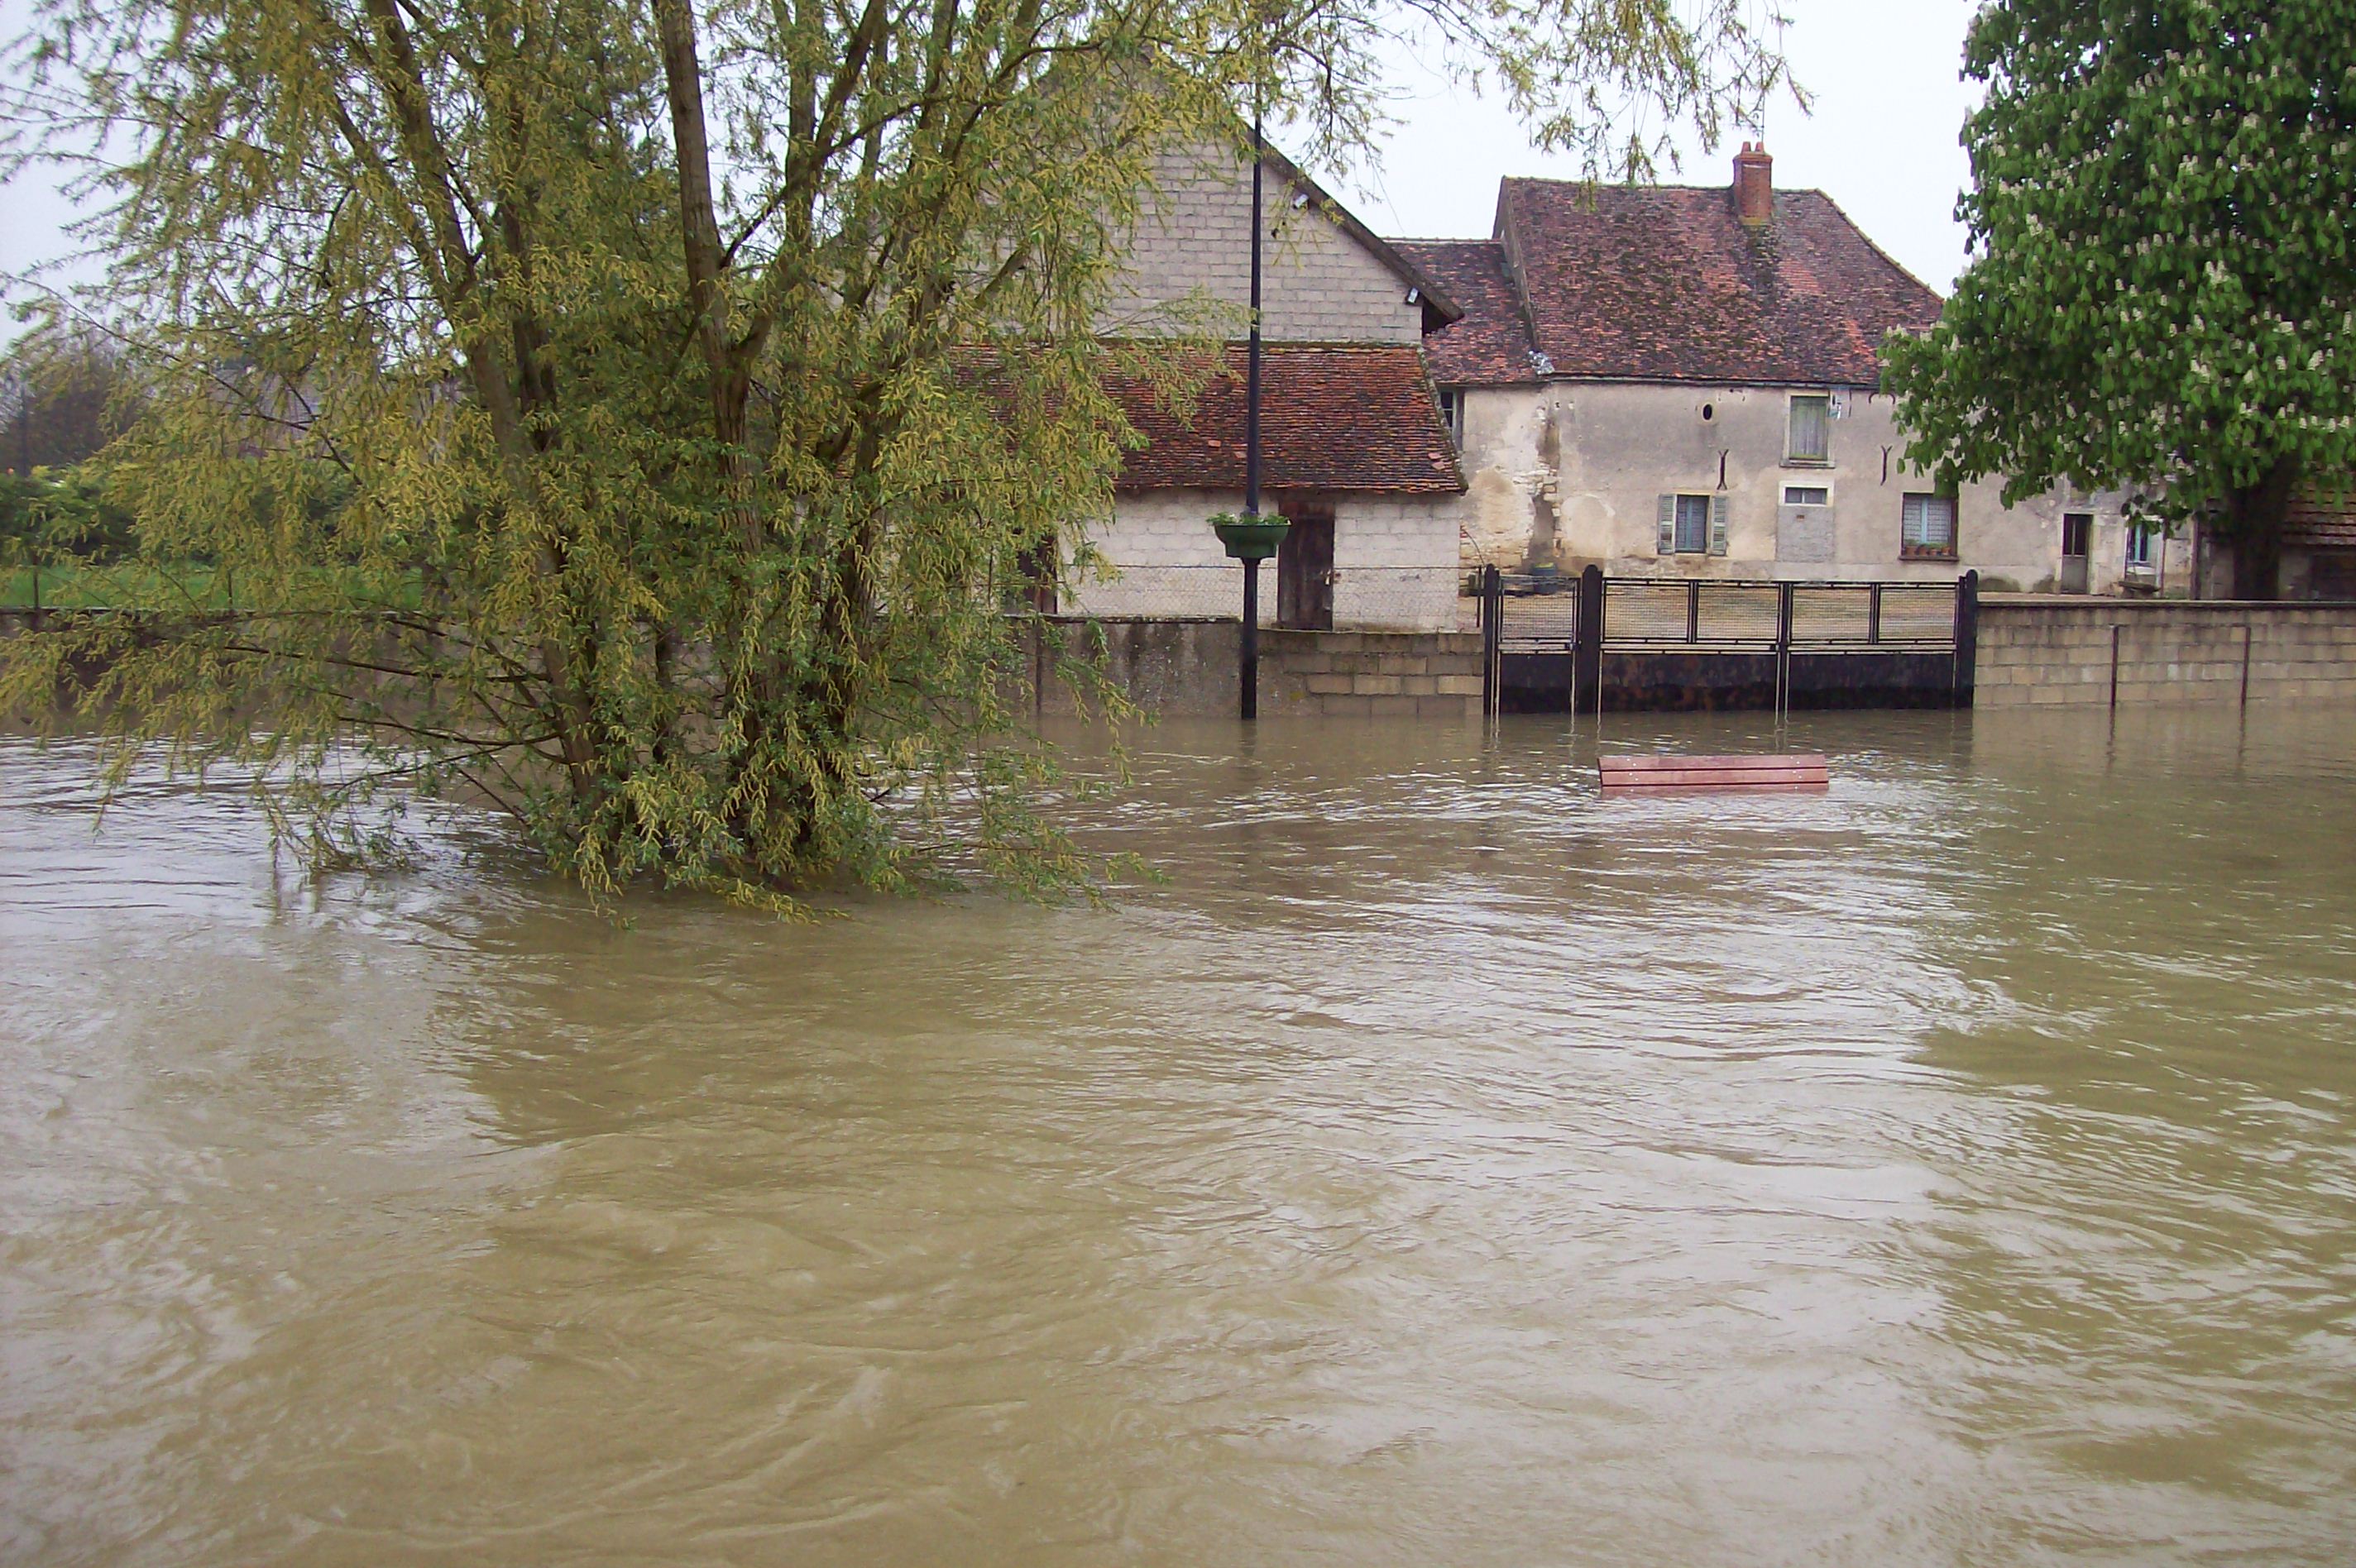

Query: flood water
[4,706,2355,1566]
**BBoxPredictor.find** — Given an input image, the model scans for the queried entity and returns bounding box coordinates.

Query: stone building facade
[1398,149,2192,596]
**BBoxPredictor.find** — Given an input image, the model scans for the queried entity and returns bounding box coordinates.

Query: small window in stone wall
[1788,394,1831,464]
[1437,387,1464,451]
[2126,522,2157,568]
[1901,493,1958,559]
[1784,485,1830,506]
[1658,493,1729,556]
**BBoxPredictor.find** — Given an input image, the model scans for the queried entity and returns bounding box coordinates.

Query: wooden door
[1276,504,1335,630]
[2059,513,2091,594]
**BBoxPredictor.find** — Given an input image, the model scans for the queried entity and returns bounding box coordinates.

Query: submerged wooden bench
[1598,753,1831,793]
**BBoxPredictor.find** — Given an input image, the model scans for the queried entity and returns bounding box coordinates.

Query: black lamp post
[1209,99,1286,719]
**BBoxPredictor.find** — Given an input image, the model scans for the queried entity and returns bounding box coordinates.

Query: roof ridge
[1501,173,1836,198]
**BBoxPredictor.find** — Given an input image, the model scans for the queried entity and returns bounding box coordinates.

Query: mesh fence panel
[1496,574,1580,648]
[1877,585,1958,644]
[1602,580,1693,643]
[1785,584,1957,645]
[1698,584,1780,644]
[1602,581,1780,647]
[1790,585,1874,643]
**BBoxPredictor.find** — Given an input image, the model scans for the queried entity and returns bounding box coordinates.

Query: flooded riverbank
[4,707,2354,1565]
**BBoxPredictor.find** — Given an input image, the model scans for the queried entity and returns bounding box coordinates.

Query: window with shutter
[1788,395,1831,464]
[1674,494,1711,554]
[1708,494,1729,556]
[1657,495,1676,556]
[1900,493,1958,558]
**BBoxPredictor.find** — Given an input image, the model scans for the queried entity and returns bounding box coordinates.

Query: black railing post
[1776,581,1796,716]
[1953,569,1980,708]
[1686,577,1701,643]
[1241,560,1260,720]
[1574,564,1604,715]
[1868,582,1884,646]
[1480,564,1502,716]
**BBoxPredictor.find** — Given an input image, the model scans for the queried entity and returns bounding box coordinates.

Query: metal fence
[1056,562,1460,633]
[1477,570,1966,654]
[1595,577,1961,652]
[1475,566,1980,714]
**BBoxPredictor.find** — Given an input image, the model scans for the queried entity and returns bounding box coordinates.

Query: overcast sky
[1,0,1985,338]
[1347,0,1985,290]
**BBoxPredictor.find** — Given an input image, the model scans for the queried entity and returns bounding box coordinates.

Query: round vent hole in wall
[1701,403,1716,422]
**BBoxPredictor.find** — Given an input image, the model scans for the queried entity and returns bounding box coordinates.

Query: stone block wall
[1103,145,1425,345]
[1975,598,2356,707]
[1258,629,1484,719]
[1027,618,1482,719]
[1328,498,1461,633]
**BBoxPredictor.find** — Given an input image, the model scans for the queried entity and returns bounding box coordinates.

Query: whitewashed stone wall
[1065,487,1460,632]
[1069,490,1237,620]
[1332,495,1461,632]
[1103,145,1425,345]
[1442,380,2186,593]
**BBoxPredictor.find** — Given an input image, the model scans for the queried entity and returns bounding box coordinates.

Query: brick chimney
[1732,141,1774,227]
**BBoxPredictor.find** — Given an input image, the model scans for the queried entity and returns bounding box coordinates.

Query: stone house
[1396,146,2192,595]
[1061,142,1471,633]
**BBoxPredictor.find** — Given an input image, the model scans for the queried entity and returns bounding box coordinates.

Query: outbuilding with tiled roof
[1065,136,1475,636]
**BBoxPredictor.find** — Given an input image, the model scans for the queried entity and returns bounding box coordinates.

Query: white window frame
[2125,522,2157,569]
[1783,485,1831,507]
[1901,492,1958,559]
[1436,387,1464,452]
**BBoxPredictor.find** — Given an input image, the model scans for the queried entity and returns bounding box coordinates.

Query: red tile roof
[1111,343,1464,494]
[1392,240,1540,386]
[1471,179,1942,387]
[2288,483,2356,548]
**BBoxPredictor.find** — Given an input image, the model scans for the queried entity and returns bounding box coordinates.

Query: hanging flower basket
[1209,511,1290,562]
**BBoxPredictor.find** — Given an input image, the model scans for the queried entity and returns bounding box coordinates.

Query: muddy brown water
[4,707,2354,1566]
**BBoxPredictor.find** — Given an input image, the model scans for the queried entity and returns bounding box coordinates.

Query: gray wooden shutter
[1709,494,1730,556]
[1657,495,1676,556]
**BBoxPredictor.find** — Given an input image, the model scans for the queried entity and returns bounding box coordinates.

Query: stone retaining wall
[9,610,1482,722]
[1975,597,2356,708]
[1030,618,1482,720]
[1259,628,1484,719]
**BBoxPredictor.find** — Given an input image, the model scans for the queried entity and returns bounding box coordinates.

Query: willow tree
[1884,1,2356,600]
[2,0,1788,901]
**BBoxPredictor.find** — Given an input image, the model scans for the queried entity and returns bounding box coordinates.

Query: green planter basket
[1210,514,1291,562]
